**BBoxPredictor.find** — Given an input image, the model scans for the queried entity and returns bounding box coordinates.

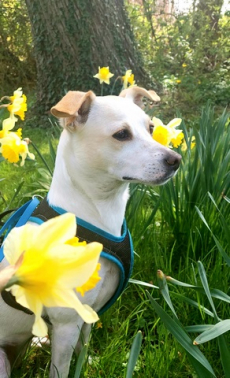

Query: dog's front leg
[0,348,11,378]
[48,308,85,378]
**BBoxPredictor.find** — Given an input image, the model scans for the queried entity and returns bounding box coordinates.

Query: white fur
[0,89,181,377]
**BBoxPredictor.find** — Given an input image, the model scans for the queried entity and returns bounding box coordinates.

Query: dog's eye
[149,123,154,135]
[112,129,132,141]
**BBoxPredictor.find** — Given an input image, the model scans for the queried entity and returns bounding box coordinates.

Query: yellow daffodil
[94,67,114,85]
[96,321,103,329]
[152,117,184,148]
[7,88,27,120]
[3,213,102,337]
[171,132,184,148]
[181,136,196,151]
[152,124,171,146]
[122,70,136,89]
[0,132,35,165]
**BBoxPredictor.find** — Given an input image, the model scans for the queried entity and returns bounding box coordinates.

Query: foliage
[127,104,230,266]
[126,0,230,113]
[0,0,35,91]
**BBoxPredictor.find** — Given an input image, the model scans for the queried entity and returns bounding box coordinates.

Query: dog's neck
[48,131,130,236]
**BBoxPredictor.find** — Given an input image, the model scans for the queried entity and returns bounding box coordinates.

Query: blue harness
[0,196,134,316]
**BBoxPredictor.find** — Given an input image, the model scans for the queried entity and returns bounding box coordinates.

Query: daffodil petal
[49,242,102,288]
[32,316,48,337]
[3,223,41,265]
[9,285,47,336]
[44,288,99,323]
[152,117,164,128]
[167,118,182,129]
[33,213,76,251]
[2,117,16,131]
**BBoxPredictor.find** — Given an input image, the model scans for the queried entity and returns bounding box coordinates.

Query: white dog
[0,86,181,377]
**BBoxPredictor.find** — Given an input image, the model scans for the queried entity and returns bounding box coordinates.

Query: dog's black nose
[165,152,181,170]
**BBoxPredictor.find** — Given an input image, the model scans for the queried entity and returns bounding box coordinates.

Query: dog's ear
[119,86,160,108]
[51,91,96,128]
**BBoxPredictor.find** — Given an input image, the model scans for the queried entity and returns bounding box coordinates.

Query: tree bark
[25,0,150,115]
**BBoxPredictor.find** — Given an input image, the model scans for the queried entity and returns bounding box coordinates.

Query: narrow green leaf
[166,276,197,288]
[195,207,230,266]
[147,292,216,377]
[185,325,213,333]
[198,261,218,320]
[167,277,230,303]
[74,344,88,378]
[7,180,24,209]
[157,270,178,318]
[194,320,230,345]
[125,331,142,378]
[171,292,216,319]
[212,235,230,267]
[195,207,211,232]
[218,334,230,377]
[129,278,159,289]
[223,195,230,204]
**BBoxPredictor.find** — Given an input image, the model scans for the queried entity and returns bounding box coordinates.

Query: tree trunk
[25,0,150,115]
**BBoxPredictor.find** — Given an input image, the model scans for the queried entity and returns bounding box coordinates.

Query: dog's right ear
[119,86,160,108]
[51,91,96,129]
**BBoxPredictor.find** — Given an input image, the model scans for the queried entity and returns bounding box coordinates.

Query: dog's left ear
[51,90,96,128]
[119,86,160,108]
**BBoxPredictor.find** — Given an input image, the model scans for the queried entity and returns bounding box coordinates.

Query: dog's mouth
[122,169,179,185]
[123,176,134,181]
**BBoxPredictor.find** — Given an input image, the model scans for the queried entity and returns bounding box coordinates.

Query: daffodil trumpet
[152,117,184,148]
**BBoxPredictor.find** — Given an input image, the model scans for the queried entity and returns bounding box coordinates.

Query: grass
[1,104,230,377]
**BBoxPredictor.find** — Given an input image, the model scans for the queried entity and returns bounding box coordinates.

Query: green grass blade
[185,325,213,333]
[7,180,24,209]
[197,261,218,320]
[125,331,142,378]
[147,292,216,377]
[212,235,230,266]
[171,292,216,319]
[129,278,159,289]
[74,344,88,378]
[195,207,230,266]
[218,334,230,377]
[167,277,230,303]
[194,320,230,345]
[223,195,230,204]
[157,270,178,318]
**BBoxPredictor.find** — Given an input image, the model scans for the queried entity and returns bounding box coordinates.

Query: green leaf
[157,270,178,318]
[218,334,230,377]
[194,320,230,345]
[195,207,230,266]
[125,331,142,378]
[167,276,230,304]
[147,292,216,377]
[171,292,216,319]
[185,325,213,333]
[74,344,88,378]
[129,278,159,289]
[197,261,218,320]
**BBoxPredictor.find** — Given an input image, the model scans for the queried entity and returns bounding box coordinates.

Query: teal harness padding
[0,196,134,316]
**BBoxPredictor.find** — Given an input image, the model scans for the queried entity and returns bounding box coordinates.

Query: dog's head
[51,87,181,186]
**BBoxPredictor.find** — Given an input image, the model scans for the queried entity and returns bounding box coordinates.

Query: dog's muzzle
[164,151,181,171]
